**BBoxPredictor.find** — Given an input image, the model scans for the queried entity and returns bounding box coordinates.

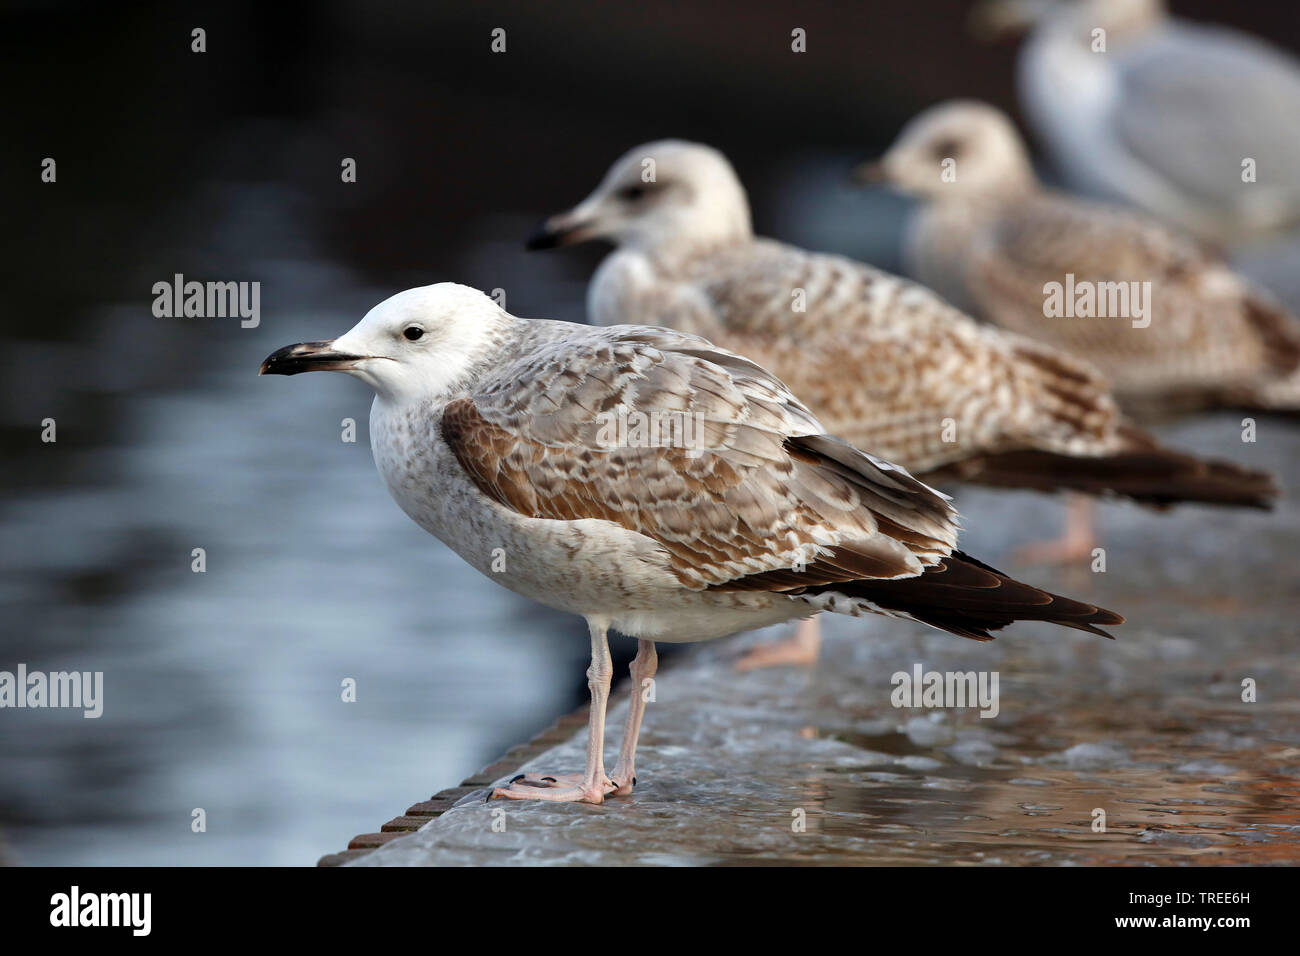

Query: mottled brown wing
[440,325,958,591]
[707,325,1124,473]
[668,241,1124,472]
[964,193,1298,396]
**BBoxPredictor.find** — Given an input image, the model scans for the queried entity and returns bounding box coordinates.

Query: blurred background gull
[2,0,1298,865]
[974,0,1300,299]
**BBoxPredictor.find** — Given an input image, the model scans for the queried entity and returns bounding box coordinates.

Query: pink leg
[1011,495,1097,566]
[492,618,617,804]
[734,615,822,672]
[610,640,657,795]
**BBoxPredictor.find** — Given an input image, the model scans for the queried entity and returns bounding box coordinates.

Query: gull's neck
[626,220,754,271]
[926,166,1040,209]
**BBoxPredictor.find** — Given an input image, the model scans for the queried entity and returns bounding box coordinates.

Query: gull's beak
[525,207,596,251]
[850,159,888,185]
[259,340,365,376]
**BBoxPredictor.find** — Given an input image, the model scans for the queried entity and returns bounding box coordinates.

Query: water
[0,190,586,865]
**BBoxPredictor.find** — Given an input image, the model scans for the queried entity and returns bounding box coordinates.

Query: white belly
[368,397,807,642]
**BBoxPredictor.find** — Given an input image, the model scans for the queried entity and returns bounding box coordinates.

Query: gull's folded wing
[441,324,958,591]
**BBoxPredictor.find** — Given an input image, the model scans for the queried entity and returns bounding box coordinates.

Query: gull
[260,282,1122,803]
[868,100,1300,417]
[973,0,1300,243]
[525,139,1276,664]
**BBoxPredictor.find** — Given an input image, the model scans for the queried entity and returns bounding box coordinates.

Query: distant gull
[526,139,1275,664]
[975,0,1300,242]
[870,100,1300,416]
[261,283,1121,803]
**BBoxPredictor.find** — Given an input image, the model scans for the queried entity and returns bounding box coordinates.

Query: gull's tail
[803,550,1123,642]
[1224,292,1300,413]
[929,425,1278,510]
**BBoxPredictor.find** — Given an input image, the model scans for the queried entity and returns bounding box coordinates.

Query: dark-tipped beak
[850,159,888,185]
[524,212,590,251]
[524,223,563,251]
[259,341,364,376]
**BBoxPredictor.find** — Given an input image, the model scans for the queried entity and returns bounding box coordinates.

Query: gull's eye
[618,184,647,202]
[403,326,425,341]
[932,137,962,159]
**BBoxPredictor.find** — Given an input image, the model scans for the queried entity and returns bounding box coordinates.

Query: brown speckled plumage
[883,101,1300,417]
[594,238,1128,471]
[441,325,955,591]
[535,139,1277,509]
[587,232,1275,508]
[913,191,1300,415]
[426,311,1120,639]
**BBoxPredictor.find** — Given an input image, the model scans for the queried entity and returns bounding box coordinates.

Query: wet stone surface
[358,419,1300,865]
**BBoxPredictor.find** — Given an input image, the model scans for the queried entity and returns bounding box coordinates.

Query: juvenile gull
[871,100,1300,416]
[261,283,1122,803]
[527,139,1276,662]
[975,0,1300,242]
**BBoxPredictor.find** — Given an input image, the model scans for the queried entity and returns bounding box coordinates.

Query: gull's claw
[491,771,619,804]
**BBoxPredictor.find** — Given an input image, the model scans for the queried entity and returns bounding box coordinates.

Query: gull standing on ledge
[525,139,1275,665]
[261,283,1122,804]
[868,100,1300,417]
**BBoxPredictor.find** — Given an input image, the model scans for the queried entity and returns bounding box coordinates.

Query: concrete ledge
[317,715,587,866]
[337,600,1300,866]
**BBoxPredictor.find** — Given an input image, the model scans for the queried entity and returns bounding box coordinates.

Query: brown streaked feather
[616,238,1129,472]
[610,238,1279,507]
[944,191,1300,411]
[924,423,1278,510]
[441,326,959,591]
[441,322,1123,642]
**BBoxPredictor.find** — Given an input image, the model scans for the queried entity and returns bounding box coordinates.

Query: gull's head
[259,283,508,404]
[970,0,1164,41]
[864,100,1036,201]
[526,139,752,253]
